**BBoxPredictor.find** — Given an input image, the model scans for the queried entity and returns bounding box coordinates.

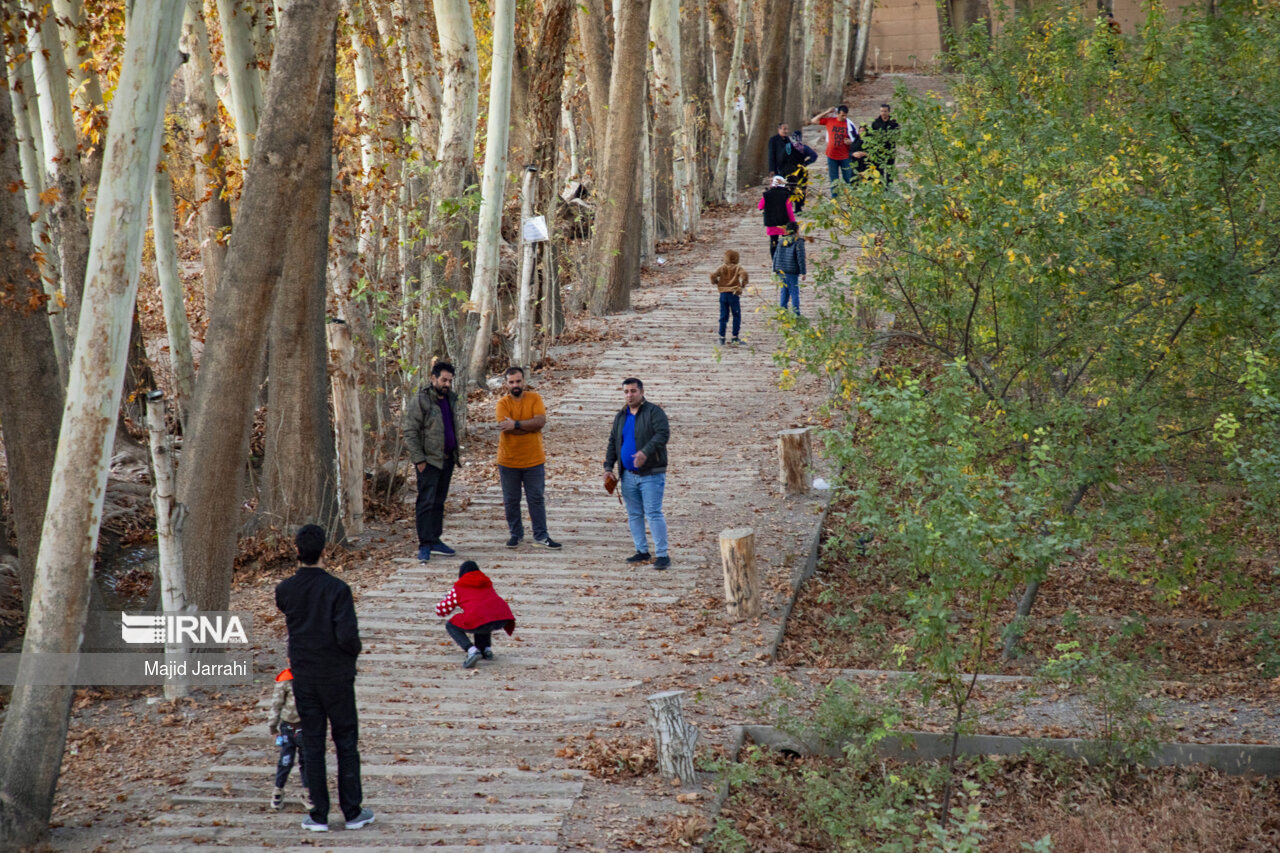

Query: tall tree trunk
[179,0,341,614]
[25,2,90,346]
[181,0,233,315]
[262,29,341,539]
[0,5,182,844]
[392,0,443,152]
[650,0,696,239]
[742,0,794,186]
[574,0,612,135]
[782,4,805,128]
[713,0,748,200]
[422,0,478,387]
[4,32,69,383]
[825,0,851,104]
[680,0,710,215]
[216,0,265,163]
[151,155,197,426]
[465,0,517,386]
[0,58,63,617]
[586,0,652,315]
[852,0,876,81]
[49,0,105,196]
[801,0,817,117]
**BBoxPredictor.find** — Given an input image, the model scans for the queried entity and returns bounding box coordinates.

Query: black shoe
[481,647,494,660]
[506,535,522,548]
[625,551,652,564]
[533,537,562,550]
[429,542,456,556]
[653,556,671,570]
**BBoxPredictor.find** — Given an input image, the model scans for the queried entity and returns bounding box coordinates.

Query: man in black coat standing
[275,525,374,833]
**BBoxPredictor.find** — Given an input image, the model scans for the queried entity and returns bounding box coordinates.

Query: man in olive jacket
[603,377,672,570]
[404,361,466,562]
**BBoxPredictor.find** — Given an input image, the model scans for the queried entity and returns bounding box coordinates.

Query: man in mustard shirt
[496,367,561,549]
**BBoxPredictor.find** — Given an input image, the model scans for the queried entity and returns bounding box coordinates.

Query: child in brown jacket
[710,250,749,345]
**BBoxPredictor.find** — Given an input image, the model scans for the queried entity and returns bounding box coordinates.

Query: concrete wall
[864,0,1205,69]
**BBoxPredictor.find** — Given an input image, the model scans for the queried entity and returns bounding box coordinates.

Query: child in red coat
[435,561,516,669]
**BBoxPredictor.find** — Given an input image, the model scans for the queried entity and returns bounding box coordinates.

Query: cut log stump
[777,428,811,495]
[647,689,699,785]
[720,527,760,619]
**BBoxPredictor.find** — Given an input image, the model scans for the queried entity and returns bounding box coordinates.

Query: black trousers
[414,456,455,547]
[293,678,363,824]
[446,619,509,652]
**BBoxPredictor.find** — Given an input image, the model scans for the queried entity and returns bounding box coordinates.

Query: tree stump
[777,428,811,495]
[646,689,699,785]
[719,527,760,619]
[327,320,364,536]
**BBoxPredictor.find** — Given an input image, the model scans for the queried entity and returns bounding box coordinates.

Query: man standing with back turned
[604,378,672,570]
[275,524,373,832]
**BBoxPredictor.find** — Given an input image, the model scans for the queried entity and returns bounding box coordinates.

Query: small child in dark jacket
[710,249,749,345]
[772,222,807,315]
[435,561,517,669]
[267,667,313,812]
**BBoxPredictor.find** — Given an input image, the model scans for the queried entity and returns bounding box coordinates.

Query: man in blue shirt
[603,378,672,570]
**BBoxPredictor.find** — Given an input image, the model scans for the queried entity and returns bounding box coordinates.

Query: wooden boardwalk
[135,207,834,851]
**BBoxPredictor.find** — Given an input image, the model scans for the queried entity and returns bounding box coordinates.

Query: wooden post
[646,689,699,785]
[778,428,812,495]
[719,527,760,619]
[145,391,189,700]
[327,319,364,536]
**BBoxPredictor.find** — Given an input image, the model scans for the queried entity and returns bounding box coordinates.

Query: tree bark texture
[178,0,341,613]
[586,0,653,315]
[852,0,876,81]
[778,427,812,495]
[574,0,612,136]
[465,0,517,386]
[681,0,712,205]
[514,166,538,370]
[181,0,233,315]
[144,391,190,700]
[0,5,183,845]
[713,0,748,201]
[650,0,695,239]
[742,0,794,186]
[782,5,805,129]
[825,0,852,104]
[327,320,364,536]
[151,158,197,426]
[215,0,266,163]
[719,526,760,619]
[262,27,341,540]
[0,58,62,616]
[646,689,699,785]
[26,4,91,344]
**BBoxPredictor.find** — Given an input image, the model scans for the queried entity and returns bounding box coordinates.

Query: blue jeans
[827,157,853,195]
[779,273,800,314]
[718,292,741,339]
[620,470,668,557]
[499,463,546,541]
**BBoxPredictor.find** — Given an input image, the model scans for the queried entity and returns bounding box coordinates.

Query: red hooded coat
[434,570,516,633]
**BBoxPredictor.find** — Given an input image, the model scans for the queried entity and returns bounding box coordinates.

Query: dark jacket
[767,134,800,177]
[605,400,670,475]
[761,186,793,228]
[275,566,362,683]
[869,117,900,166]
[773,234,807,276]
[403,385,465,468]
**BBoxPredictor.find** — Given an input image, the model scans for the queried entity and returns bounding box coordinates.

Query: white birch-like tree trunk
[851,0,876,82]
[465,0,516,385]
[181,0,233,313]
[801,0,817,116]
[216,0,265,162]
[562,104,579,179]
[825,0,852,104]
[649,0,697,239]
[392,0,443,151]
[0,5,183,845]
[514,166,538,371]
[50,0,104,122]
[713,0,748,201]
[25,2,90,344]
[151,158,197,425]
[5,39,68,383]
[641,99,655,266]
[144,392,189,701]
